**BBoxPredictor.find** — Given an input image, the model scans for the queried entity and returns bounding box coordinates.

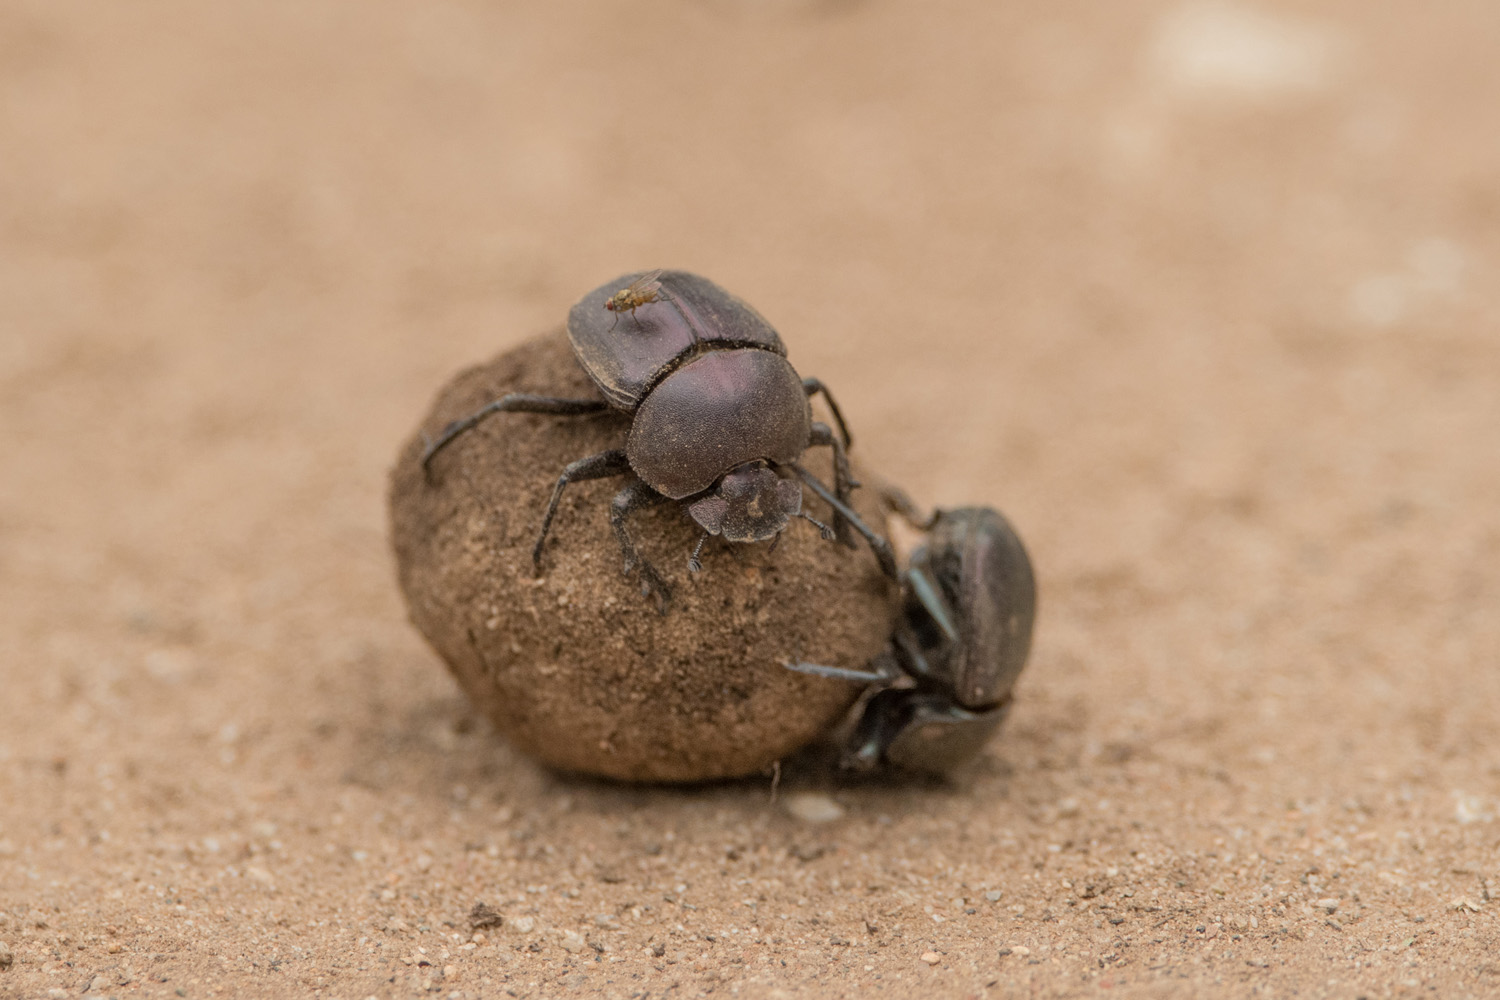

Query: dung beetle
[421,270,897,609]
[787,502,1036,774]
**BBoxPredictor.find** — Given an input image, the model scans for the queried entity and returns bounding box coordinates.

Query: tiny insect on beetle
[421,270,898,610]
[604,268,668,329]
[786,501,1036,775]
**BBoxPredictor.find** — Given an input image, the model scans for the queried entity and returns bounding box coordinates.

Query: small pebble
[510,916,535,933]
[1012,945,1032,956]
[782,792,845,824]
[920,951,941,965]
[468,902,505,930]
[560,932,587,954]
[985,890,1003,902]
[1315,898,1339,914]
[0,940,11,969]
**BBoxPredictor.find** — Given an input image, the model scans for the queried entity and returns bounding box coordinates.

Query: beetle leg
[609,479,673,613]
[890,620,939,685]
[840,687,917,772]
[687,531,710,573]
[790,462,899,580]
[783,646,903,685]
[532,449,633,570]
[421,394,610,474]
[880,485,938,531]
[906,565,960,644]
[802,377,853,449]
[806,422,858,547]
[796,511,835,540]
[783,662,886,683]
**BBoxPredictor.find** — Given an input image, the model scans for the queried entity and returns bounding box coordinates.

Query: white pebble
[782,792,845,824]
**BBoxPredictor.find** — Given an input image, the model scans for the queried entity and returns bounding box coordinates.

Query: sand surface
[2,1,1497,998]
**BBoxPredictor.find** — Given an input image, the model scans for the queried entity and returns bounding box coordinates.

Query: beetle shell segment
[854,689,1011,775]
[567,270,786,410]
[626,350,812,499]
[917,507,1036,709]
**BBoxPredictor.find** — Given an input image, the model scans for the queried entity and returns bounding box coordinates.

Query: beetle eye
[688,495,729,534]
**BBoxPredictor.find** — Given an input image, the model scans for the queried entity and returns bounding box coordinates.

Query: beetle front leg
[807,422,858,547]
[802,377,853,449]
[609,479,673,613]
[790,462,899,579]
[533,449,633,570]
[422,394,610,474]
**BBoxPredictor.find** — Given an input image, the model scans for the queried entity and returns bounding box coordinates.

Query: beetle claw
[635,563,672,613]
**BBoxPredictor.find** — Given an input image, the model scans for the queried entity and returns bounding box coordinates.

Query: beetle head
[687,462,803,543]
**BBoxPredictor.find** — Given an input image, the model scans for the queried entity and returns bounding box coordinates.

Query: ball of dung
[388,333,898,782]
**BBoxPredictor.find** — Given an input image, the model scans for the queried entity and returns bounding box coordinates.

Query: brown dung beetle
[421,270,897,609]
[787,503,1036,774]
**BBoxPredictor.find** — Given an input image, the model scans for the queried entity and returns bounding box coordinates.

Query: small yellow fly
[604,269,667,329]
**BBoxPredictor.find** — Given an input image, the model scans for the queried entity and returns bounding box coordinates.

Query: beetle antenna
[798,511,836,541]
[687,531,710,573]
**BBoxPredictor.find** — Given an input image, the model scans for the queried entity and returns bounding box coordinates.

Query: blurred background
[2,1,1496,996]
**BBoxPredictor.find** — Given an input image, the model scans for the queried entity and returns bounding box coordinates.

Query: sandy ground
[2,1,1498,998]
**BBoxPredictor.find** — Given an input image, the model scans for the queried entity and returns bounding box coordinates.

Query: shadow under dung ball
[389,333,899,782]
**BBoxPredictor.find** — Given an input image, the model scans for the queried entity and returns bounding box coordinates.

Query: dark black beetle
[421,270,897,608]
[787,502,1036,774]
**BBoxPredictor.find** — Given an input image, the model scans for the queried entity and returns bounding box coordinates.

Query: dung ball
[389,332,898,782]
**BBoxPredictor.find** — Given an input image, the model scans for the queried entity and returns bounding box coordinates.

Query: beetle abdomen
[948,507,1036,708]
[626,350,812,499]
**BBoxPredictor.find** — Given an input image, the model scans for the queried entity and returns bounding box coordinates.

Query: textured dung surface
[389,333,896,782]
